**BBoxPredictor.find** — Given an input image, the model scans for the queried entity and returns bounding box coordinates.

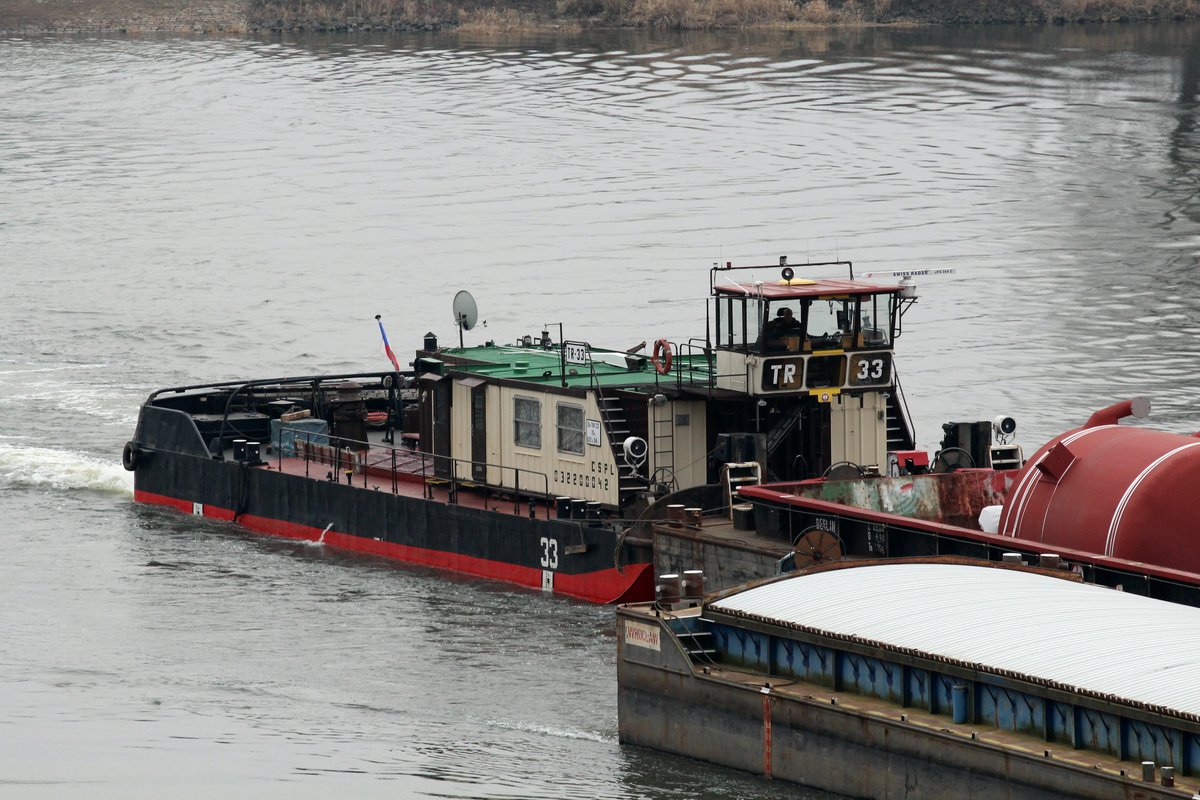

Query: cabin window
[762,301,804,353]
[860,293,891,346]
[716,297,751,350]
[556,403,585,455]
[514,396,541,450]
[806,297,856,348]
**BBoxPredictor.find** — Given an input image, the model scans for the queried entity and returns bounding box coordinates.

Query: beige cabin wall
[828,392,887,471]
[446,383,621,506]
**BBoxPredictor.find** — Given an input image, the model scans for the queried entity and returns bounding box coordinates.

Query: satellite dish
[452,290,478,331]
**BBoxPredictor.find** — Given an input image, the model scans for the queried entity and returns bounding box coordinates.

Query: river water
[3,23,1200,798]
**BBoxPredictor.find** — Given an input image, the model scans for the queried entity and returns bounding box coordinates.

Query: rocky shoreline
[3,0,1199,35]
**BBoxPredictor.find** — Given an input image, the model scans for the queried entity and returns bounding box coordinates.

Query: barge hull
[617,611,1187,800]
[134,449,652,604]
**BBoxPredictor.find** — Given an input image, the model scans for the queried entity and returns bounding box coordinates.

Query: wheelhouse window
[556,402,584,455]
[762,300,804,353]
[715,296,753,351]
[514,396,541,450]
[859,292,892,347]
[807,297,851,337]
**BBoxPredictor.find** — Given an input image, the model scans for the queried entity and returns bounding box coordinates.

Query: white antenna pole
[859,268,956,278]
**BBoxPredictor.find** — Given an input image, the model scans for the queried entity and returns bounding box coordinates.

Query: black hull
[132,445,654,604]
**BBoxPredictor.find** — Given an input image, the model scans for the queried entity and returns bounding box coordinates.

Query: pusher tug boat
[125,257,957,602]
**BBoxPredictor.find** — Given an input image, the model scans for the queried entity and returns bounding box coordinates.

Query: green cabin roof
[441,343,710,392]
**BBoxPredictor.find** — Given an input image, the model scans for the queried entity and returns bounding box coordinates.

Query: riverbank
[3,0,1199,35]
[1,0,247,33]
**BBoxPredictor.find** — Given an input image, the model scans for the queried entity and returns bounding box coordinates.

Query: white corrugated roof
[709,563,1200,717]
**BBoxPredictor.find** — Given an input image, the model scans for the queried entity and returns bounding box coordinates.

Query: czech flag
[375,315,401,372]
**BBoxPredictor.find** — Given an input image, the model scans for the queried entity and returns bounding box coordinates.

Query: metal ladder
[675,618,717,661]
[722,461,761,516]
[651,402,675,484]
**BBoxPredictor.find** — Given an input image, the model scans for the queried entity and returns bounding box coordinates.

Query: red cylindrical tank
[998,398,1200,573]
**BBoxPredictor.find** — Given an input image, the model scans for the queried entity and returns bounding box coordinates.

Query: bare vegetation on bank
[242,0,1200,31]
[244,0,881,31]
[3,0,1199,34]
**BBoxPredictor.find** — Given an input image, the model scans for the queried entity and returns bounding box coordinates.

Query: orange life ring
[651,338,673,376]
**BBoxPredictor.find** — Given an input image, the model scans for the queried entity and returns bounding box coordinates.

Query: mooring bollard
[655,573,681,606]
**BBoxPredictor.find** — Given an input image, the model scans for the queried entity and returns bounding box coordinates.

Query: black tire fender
[122,441,140,471]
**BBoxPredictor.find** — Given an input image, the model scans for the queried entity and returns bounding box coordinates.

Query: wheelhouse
[709,261,907,397]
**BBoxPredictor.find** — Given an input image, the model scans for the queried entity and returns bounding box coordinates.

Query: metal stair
[765,402,803,457]
[680,630,715,658]
[886,371,917,452]
[597,390,646,494]
[676,619,717,661]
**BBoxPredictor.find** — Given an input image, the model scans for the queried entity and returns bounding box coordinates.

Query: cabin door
[432,380,452,479]
[470,384,486,482]
[800,403,831,478]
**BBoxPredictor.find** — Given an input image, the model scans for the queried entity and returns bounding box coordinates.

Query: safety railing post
[514,469,521,515]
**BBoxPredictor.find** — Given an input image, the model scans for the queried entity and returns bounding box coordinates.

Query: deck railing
[567,338,729,394]
[287,430,554,519]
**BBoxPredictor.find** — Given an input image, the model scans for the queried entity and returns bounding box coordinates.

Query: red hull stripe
[134,489,654,604]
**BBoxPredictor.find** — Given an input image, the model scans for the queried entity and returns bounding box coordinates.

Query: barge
[654,396,1200,606]
[124,258,941,602]
[617,559,1200,799]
